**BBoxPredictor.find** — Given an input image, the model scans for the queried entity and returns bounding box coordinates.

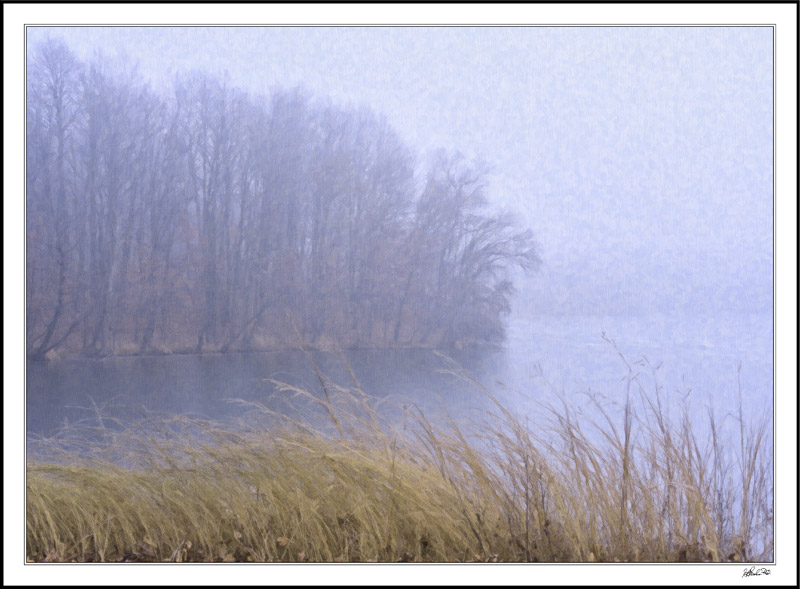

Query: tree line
[26,39,540,359]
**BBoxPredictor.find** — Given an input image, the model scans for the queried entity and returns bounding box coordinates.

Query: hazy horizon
[26,26,774,318]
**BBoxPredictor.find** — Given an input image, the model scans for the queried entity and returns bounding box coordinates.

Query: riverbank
[28,338,502,363]
[26,358,772,563]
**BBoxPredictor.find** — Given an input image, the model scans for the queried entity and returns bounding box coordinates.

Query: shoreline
[26,340,505,363]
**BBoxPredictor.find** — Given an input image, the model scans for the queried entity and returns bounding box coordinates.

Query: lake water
[26,311,773,445]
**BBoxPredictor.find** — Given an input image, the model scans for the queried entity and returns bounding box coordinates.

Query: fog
[22,24,776,568]
[25,24,773,417]
[26,26,773,318]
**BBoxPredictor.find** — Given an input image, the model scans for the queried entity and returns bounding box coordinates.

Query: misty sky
[26,26,774,316]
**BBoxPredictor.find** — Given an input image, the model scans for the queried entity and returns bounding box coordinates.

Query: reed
[26,350,772,563]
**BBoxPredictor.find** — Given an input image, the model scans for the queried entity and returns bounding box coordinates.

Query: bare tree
[409,152,540,346]
[27,41,541,358]
[26,39,82,359]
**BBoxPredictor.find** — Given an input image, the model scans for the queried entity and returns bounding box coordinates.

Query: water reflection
[26,347,505,442]
[26,312,774,453]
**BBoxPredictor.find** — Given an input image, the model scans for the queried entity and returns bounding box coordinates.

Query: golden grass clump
[26,348,773,563]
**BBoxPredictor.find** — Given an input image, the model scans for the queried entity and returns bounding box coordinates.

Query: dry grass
[26,348,772,563]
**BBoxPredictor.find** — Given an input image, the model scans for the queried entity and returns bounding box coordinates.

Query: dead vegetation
[26,350,772,563]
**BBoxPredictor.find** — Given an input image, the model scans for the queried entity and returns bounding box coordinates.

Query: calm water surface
[26,312,773,442]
